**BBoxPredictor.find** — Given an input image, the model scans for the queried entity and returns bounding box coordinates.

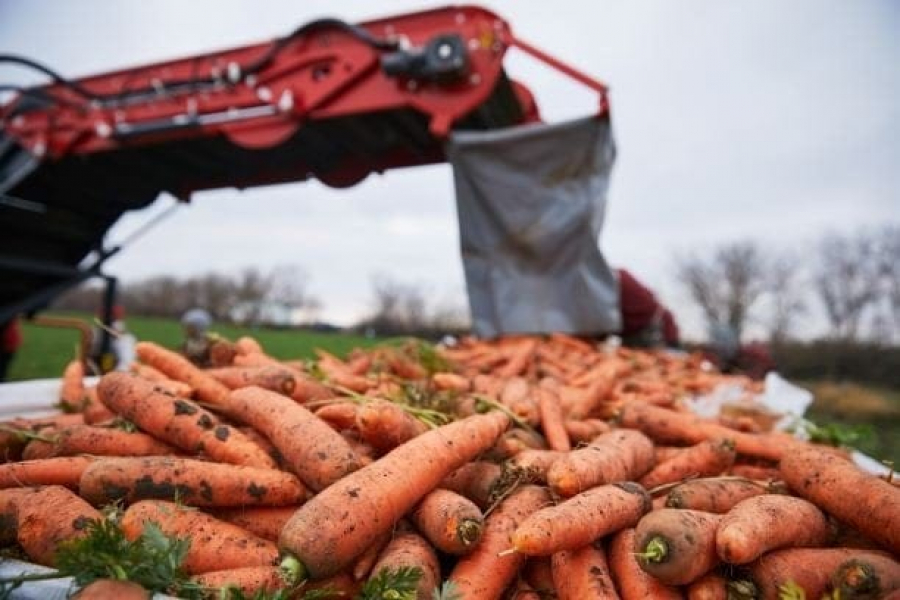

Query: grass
[7,311,383,382]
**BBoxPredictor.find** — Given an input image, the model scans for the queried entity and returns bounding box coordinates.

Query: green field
[7,312,382,382]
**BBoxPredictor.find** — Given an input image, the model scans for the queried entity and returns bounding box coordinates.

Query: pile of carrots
[0,333,897,599]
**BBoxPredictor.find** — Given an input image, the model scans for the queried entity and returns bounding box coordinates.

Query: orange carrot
[208,338,238,367]
[432,372,470,392]
[551,541,618,600]
[234,336,264,355]
[506,449,565,484]
[728,463,780,481]
[10,485,103,566]
[131,363,195,397]
[448,485,550,598]
[191,566,287,596]
[21,437,57,460]
[97,372,275,469]
[356,400,428,455]
[289,373,335,404]
[563,418,611,444]
[226,386,363,492]
[314,401,359,431]
[351,530,392,581]
[79,456,307,507]
[499,377,540,427]
[368,532,440,600]
[82,389,116,424]
[210,506,299,541]
[547,429,655,497]
[411,488,483,555]
[494,338,539,378]
[633,508,722,585]
[537,387,570,452]
[832,553,900,599]
[0,456,96,489]
[665,477,770,513]
[207,365,297,396]
[716,494,832,564]
[780,445,900,554]
[639,438,736,490]
[0,487,31,545]
[48,424,178,458]
[439,460,503,510]
[72,579,151,600]
[511,482,650,556]
[686,572,729,600]
[565,359,622,419]
[521,557,555,597]
[135,341,231,410]
[316,350,372,392]
[280,410,509,578]
[121,500,279,574]
[60,359,87,411]
[608,528,682,600]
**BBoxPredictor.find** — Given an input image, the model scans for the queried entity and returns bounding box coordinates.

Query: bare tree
[764,253,808,345]
[875,224,900,342]
[814,230,881,342]
[676,241,768,341]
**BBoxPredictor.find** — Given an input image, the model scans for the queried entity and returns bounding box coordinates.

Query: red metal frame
[1,5,609,161]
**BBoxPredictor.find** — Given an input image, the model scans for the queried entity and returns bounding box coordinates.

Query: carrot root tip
[496,547,517,558]
[635,537,668,564]
[458,519,483,546]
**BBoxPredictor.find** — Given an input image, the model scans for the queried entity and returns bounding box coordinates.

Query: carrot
[207,365,296,396]
[608,528,681,600]
[494,338,538,378]
[563,418,611,444]
[499,377,540,426]
[410,488,483,555]
[551,541,618,600]
[654,446,687,464]
[83,390,116,424]
[227,386,363,492]
[490,428,548,459]
[506,449,565,484]
[21,437,57,460]
[728,464,780,481]
[135,341,232,410]
[0,487,31,545]
[192,566,288,596]
[832,553,900,599]
[633,508,722,585]
[211,506,299,541]
[356,399,428,455]
[313,401,359,431]
[432,372,470,392]
[369,532,440,600]
[565,359,621,419]
[780,445,900,554]
[0,456,95,489]
[448,485,550,599]
[511,482,650,556]
[289,374,335,404]
[537,387,570,452]
[79,456,307,507]
[618,402,796,461]
[352,530,392,581]
[234,336,264,355]
[51,425,179,458]
[715,494,832,564]
[740,548,887,600]
[97,372,275,469]
[505,578,541,600]
[439,460,503,510]
[639,438,736,490]
[11,485,103,566]
[316,350,372,392]
[280,410,509,579]
[60,359,87,411]
[121,500,279,574]
[72,579,151,600]
[208,338,238,367]
[686,572,729,600]
[665,477,770,512]
[547,429,655,497]
[521,557,555,597]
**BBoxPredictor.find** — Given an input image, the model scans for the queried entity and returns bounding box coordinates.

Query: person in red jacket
[617,269,680,348]
[0,319,22,382]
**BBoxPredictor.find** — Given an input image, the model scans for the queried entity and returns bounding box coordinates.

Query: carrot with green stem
[120,500,281,575]
[551,541,619,600]
[410,488,484,555]
[134,341,232,411]
[367,532,440,600]
[633,508,721,586]
[79,456,308,507]
[639,437,736,490]
[227,386,363,491]
[831,553,900,599]
[0,455,96,489]
[448,485,550,599]
[510,482,651,556]
[97,372,276,469]
[664,476,771,512]
[780,445,900,554]
[547,429,655,497]
[279,410,510,579]
[715,494,832,564]
[608,528,681,600]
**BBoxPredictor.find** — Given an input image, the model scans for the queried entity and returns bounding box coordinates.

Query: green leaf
[803,420,874,448]
[432,581,462,600]
[357,566,422,600]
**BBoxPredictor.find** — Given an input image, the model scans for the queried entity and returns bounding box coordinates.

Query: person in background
[0,319,22,382]
[616,269,680,349]
[181,308,213,367]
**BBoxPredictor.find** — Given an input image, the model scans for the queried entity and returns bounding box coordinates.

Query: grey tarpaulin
[447,115,620,337]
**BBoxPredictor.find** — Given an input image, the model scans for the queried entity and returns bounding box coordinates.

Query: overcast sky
[2,1,898,338]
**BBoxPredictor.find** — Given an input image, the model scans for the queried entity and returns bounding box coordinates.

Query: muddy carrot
[351,530,391,581]
[547,429,655,497]
[368,532,440,600]
[633,508,722,585]
[314,401,359,431]
[780,445,900,554]
[97,372,275,468]
[11,485,103,566]
[207,365,296,396]
[51,425,178,458]
[410,488,483,555]
[439,460,503,510]
[832,553,900,599]
[551,541,618,600]
[494,338,538,378]
[60,359,87,411]
[565,359,621,419]
[356,399,428,455]
[432,372,470,392]
[279,411,509,578]
[72,579,151,599]
[79,456,307,507]
[665,477,770,513]
[121,500,279,574]
[210,506,300,542]
[728,464,780,481]
[506,449,565,484]
[563,418,611,444]
[0,487,30,545]
[521,557,555,597]
[537,387,570,452]
[686,572,729,600]
[511,482,650,556]
[448,485,550,598]
[227,386,362,492]
[135,341,231,410]
[608,528,682,600]
[716,494,832,564]
[0,456,95,489]
[191,566,287,596]
[639,438,736,490]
